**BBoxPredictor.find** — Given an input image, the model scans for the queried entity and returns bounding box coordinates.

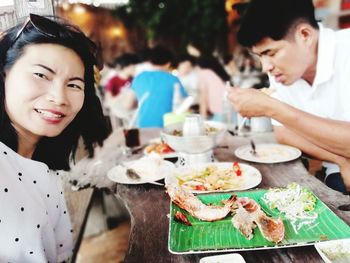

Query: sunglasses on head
[14,13,103,70]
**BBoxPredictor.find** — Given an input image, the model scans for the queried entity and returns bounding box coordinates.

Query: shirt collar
[313,23,336,87]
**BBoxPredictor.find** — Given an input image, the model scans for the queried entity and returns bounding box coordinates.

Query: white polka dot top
[0,141,73,263]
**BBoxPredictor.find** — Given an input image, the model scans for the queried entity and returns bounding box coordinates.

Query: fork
[250,139,257,155]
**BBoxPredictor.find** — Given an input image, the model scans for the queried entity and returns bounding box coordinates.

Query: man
[228,0,350,192]
[132,46,187,127]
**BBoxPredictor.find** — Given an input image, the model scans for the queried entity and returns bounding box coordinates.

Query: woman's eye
[68,83,84,90]
[34,72,48,79]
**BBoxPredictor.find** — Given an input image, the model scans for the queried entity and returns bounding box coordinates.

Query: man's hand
[228,88,274,117]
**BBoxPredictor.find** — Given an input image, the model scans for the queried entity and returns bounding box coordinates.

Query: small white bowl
[199,253,246,263]
[314,238,350,263]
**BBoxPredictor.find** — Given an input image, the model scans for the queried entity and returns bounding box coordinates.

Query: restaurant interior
[1,0,350,262]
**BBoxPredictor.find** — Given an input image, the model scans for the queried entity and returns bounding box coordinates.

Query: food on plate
[262,183,317,233]
[144,142,174,155]
[166,184,285,242]
[176,162,244,191]
[107,154,175,184]
[166,184,237,222]
[249,147,294,161]
[171,125,219,136]
[174,211,192,226]
[232,197,285,243]
[318,240,350,261]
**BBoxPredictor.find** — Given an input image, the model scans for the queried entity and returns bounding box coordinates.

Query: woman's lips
[35,109,66,124]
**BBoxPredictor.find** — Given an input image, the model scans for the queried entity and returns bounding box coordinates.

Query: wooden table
[113,129,350,263]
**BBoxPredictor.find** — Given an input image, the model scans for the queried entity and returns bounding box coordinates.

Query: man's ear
[295,23,315,47]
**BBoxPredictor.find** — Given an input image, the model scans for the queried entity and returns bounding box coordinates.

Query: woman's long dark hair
[0,15,111,170]
[197,56,231,82]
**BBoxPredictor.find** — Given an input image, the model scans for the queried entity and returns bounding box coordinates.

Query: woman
[0,14,111,262]
[196,56,231,121]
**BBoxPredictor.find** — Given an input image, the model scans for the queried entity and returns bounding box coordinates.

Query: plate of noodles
[166,162,262,193]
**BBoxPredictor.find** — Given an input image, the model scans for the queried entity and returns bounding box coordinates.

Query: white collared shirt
[270,24,350,175]
[0,141,73,263]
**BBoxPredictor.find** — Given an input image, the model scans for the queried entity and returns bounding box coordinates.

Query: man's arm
[229,88,350,158]
[274,125,344,164]
[274,125,350,190]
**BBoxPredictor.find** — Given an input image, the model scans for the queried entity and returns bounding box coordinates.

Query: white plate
[107,155,175,184]
[235,143,301,164]
[200,253,245,263]
[165,162,262,193]
[314,239,350,263]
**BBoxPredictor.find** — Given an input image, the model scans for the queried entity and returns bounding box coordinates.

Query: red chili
[233,162,242,176]
[174,211,192,226]
[195,185,207,191]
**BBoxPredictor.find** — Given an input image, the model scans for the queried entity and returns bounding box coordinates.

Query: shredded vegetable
[262,183,318,234]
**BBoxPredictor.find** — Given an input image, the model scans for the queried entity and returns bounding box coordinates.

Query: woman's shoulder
[0,141,49,171]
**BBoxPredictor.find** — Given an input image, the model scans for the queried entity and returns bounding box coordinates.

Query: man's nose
[260,57,274,73]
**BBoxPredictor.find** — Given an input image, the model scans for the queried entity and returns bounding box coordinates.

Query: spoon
[250,139,257,155]
[126,168,164,186]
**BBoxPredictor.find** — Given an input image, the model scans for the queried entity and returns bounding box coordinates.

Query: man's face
[251,34,314,86]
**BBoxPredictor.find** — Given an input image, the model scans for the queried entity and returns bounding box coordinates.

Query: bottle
[222,82,237,129]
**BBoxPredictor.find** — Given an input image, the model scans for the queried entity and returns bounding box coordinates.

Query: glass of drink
[123,128,140,147]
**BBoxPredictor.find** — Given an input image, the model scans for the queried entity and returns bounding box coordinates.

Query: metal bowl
[160,121,226,154]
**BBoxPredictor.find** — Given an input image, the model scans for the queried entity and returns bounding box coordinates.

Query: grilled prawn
[232,197,285,243]
[166,184,237,222]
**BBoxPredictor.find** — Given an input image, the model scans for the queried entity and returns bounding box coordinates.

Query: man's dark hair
[0,15,111,170]
[114,53,140,69]
[237,0,319,47]
[149,46,174,66]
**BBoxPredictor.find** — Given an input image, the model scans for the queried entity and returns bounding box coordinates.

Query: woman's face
[4,43,85,142]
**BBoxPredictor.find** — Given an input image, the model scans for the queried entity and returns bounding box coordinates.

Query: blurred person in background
[99,61,116,88]
[197,56,231,121]
[229,0,350,192]
[132,46,187,127]
[176,55,199,113]
[223,54,240,85]
[104,53,140,125]
[104,53,140,100]
[135,47,153,76]
[237,50,262,88]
